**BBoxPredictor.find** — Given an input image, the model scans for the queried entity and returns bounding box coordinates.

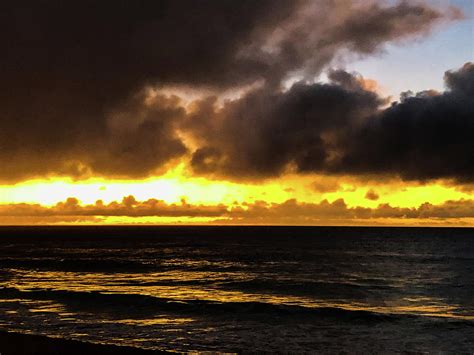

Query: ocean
[0,226,473,353]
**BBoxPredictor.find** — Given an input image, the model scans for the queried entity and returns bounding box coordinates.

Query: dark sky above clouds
[0,0,471,183]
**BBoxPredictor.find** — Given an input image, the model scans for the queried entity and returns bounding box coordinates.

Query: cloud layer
[1,196,474,225]
[0,0,468,183]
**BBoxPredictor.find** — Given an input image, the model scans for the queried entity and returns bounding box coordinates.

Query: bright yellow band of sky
[0,163,473,226]
[0,164,470,208]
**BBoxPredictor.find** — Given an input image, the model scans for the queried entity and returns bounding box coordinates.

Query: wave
[3,286,471,325]
[0,258,162,273]
[0,257,250,273]
[219,278,393,296]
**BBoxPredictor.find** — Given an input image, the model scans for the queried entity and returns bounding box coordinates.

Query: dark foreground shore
[0,331,166,355]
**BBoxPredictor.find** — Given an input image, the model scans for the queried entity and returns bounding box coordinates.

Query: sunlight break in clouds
[0,0,472,225]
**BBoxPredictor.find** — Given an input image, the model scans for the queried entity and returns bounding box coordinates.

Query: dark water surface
[0,226,473,353]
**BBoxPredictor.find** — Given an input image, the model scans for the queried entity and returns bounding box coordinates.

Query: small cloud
[311,180,341,193]
[365,189,379,201]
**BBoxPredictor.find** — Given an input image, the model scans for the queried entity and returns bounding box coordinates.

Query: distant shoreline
[0,330,166,354]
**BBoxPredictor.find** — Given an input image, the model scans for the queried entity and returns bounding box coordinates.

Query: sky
[0,0,473,226]
[350,0,473,97]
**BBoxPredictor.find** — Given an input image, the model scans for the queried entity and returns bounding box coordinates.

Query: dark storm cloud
[187,71,384,178]
[0,0,453,182]
[0,0,294,181]
[336,63,474,182]
[188,63,474,182]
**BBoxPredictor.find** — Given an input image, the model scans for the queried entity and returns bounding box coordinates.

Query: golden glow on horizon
[0,170,470,208]
[1,164,473,226]
[0,174,294,207]
[37,216,474,227]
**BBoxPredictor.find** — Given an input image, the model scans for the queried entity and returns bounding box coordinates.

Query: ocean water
[0,226,473,353]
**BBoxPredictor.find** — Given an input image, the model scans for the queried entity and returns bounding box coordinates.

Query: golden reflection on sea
[4,268,473,321]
